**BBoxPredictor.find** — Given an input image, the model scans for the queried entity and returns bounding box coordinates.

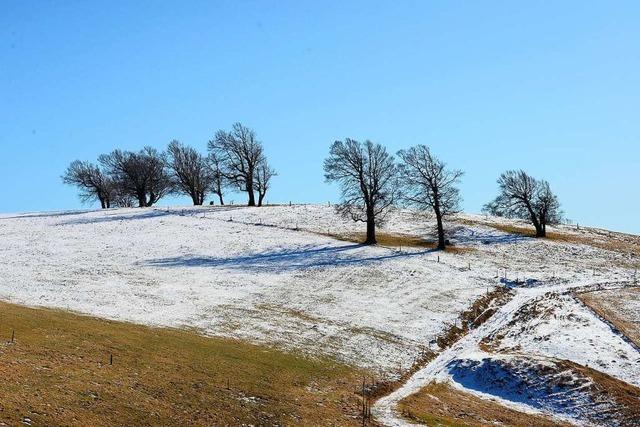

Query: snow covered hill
[1,204,638,425]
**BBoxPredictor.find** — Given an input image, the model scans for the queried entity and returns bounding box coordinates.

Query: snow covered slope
[1,205,638,425]
[0,205,492,373]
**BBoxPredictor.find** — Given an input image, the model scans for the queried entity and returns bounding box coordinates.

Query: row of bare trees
[62,123,276,208]
[324,139,562,248]
[64,128,560,247]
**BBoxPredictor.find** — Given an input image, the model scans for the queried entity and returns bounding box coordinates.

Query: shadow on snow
[146,243,435,272]
[0,209,98,220]
[58,209,173,225]
[450,226,530,245]
[446,357,607,420]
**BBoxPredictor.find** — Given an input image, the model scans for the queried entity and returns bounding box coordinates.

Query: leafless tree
[254,160,277,207]
[99,147,172,207]
[207,152,227,205]
[111,189,136,208]
[324,138,398,245]
[484,170,562,237]
[208,123,264,206]
[62,160,115,208]
[397,145,463,250]
[532,180,562,236]
[166,140,212,205]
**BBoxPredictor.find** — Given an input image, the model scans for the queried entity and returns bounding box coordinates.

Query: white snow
[0,206,492,373]
[1,204,638,426]
[489,292,640,388]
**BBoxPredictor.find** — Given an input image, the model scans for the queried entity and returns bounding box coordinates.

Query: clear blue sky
[1,1,638,233]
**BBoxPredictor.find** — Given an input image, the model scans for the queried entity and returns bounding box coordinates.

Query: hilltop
[0,204,638,425]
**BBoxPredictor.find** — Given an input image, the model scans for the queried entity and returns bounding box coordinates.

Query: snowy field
[0,205,498,373]
[1,204,639,425]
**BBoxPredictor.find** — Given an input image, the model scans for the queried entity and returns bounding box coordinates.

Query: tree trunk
[435,211,446,250]
[191,192,200,206]
[532,217,544,237]
[258,192,265,207]
[538,221,547,237]
[247,187,256,206]
[218,193,224,205]
[364,212,376,245]
[137,193,147,208]
[99,197,106,209]
[525,204,543,238]
[246,173,256,206]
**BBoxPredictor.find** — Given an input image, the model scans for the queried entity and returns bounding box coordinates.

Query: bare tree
[484,170,562,237]
[208,123,264,206]
[99,147,172,207]
[397,145,463,250]
[324,139,398,245]
[532,180,562,236]
[62,160,115,209]
[111,189,136,208]
[166,140,212,205]
[254,160,277,207]
[207,152,227,205]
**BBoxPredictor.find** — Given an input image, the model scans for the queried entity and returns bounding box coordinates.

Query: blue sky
[1,1,638,233]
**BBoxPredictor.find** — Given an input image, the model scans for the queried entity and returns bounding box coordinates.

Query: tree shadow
[499,277,542,288]
[58,209,172,225]
[0,206,244,224]
[450,226,530,245]
[0,209,98,220]
[146,243,435,272]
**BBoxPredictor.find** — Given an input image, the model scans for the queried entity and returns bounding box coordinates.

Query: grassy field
[0,301,369,426]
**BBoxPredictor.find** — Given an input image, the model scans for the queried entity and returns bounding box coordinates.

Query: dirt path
[372,280,634,426]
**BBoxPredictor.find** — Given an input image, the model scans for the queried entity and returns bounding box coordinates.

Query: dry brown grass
[561,359,640,425]
[397,382,569,427]
[459,217,640,258]
[433,286,512,352]
[0,301,369,426]
[324,231,474,254]
[578,287,640,347]
[546,231,640,258]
